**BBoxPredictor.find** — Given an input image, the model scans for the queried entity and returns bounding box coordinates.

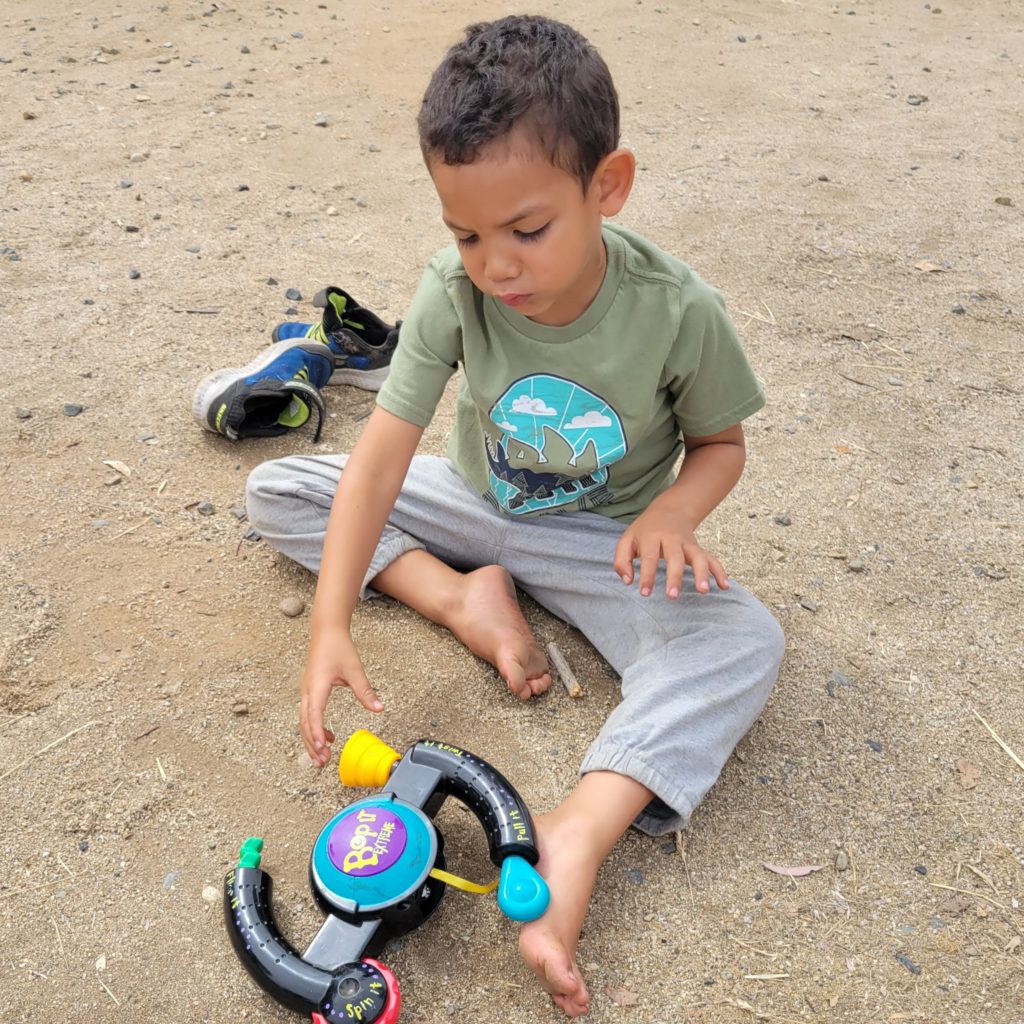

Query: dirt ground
[2,1,1022,1021]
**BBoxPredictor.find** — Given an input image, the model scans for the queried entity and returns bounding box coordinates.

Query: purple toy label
[328,807,408,876]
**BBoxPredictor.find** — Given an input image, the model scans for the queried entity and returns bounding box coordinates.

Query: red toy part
[363,958,401,1024]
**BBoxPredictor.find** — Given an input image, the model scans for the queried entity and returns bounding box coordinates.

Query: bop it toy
[224,730,550,1024]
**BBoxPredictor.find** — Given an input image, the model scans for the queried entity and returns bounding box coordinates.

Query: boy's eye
[455,234,478,248]
[515,223,550,243]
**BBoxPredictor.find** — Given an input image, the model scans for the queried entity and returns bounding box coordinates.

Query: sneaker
[271,285,399,391]
[192,338,334,442]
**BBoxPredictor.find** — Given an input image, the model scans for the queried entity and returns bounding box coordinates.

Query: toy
[224,731,550,1024]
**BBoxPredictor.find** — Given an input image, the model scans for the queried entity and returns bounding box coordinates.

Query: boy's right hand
[300,629,384,767]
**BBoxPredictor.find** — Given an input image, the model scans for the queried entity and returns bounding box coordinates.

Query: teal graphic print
[483,374,627,514]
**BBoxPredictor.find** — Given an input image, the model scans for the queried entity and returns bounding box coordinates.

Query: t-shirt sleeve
[375,262,462,428]
[665,280,765,437]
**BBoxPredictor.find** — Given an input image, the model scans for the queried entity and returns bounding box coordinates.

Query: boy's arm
[612,423,745,599]
[301,406,424,765]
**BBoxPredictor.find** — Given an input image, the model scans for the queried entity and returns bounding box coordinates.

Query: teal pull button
[497,855,550,922]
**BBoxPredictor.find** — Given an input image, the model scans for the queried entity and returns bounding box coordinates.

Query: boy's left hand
[613,496,729,599]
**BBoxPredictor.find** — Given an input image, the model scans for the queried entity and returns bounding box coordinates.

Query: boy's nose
[485,251,520,286]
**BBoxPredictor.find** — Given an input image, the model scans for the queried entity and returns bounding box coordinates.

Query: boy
[246,15,784,1017]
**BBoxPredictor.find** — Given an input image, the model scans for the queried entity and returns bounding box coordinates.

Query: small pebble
[129,151,147,162]
[313,113,328,127]
[240,44,251,54]
[201,885,219,904]
[799,596,818,613]
[284,287,302,301]
[625,869,644,884]
[994,196,1013,207]
[847,558,866,572]
[284,306,298,315]
[354,196,368,208]
[280,596,305,617]
[63,403,84,417]
[231,701,249,716]
[120,180,134,189]
[18,170,33,182]
[92,519,110,529]
[208,839,218,849]
[15,407,32,420]
[895,952,921,976]
[185,245,200,253]
[773,513,792,526]
[835,850,850,871]
[138,432,157,442]
[230,507,247,520]
[914,864,928,875]
[326,205,339,216]
[866,738,883,752]
[907,94,928,106]
[163,871,181,889]
[23,110,37,120]
[196,500,215,516]
[129,269,141,279]
[237,183,250,191]
[367,143,380,153]
[125,224,140,233]
[266,276,278,286]
[78,839,90,852]
[951,303,965,314]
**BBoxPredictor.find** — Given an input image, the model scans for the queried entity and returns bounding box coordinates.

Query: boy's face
[428,134,613,327]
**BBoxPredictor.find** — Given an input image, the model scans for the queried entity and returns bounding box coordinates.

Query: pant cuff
[580,742,695,837]
[361,535,426,599]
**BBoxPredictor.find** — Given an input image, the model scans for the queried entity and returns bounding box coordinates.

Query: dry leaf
[102,459,131,477]
[1005,935,1021,953]
[603,987,640,1007]
[955,758,980,790]
[762,862,825,877]
[833,443,854,454]
[913,259,945,273]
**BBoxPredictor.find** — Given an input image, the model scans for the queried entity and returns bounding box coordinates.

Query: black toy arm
[405,740,541,866]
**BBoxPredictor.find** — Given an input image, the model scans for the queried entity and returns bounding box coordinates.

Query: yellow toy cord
[428,867,498,894]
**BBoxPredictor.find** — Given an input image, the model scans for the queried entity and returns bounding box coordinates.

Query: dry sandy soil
[2,1,1022,1022]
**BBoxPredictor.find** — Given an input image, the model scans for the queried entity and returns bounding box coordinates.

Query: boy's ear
[593,148,635,216]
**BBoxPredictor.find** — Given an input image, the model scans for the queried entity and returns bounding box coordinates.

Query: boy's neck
[525,235,608,328]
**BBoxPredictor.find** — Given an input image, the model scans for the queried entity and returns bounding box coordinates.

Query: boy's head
[418,15,619,191]
[418,16,634,326]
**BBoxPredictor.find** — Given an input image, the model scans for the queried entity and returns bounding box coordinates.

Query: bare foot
[442,565,552,700]
[518,808,601,1017]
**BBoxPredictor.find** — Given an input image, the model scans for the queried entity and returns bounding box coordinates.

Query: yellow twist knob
[339,729,401,788]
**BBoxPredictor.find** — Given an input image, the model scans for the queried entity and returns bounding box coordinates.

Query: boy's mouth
[496,293,530,308]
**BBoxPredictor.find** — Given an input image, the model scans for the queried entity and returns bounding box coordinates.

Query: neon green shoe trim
[237,837,264,869]
[276,395,311,428]
[327,291,364,331]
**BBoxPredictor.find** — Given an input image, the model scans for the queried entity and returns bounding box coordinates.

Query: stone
[231,701,249,716]
[196,500,215,516]
[63,403,84,416]
[284,287,302,301]
[280,596,305,617]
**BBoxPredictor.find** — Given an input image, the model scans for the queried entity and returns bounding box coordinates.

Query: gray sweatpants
[246,453,784,836]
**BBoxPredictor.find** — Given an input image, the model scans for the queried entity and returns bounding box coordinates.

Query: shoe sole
[192,338,323,432]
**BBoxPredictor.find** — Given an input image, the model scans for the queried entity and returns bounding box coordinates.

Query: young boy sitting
[246,14,784,1017]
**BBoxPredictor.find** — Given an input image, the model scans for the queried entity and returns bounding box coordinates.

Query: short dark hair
[418,15,620,189]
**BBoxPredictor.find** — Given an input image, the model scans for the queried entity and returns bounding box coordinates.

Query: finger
[637,546,662,597]
[612,532,637,584]
[707,554,730,590]
[664,549,686,599]
[688,549,711,594]
[303,688,333,764]
[346,668,384,713]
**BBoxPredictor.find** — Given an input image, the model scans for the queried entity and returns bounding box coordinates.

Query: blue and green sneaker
[192,338,333,442]
[271,285,399,391]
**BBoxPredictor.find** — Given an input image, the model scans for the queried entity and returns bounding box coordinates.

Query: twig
[744,974,790,981]
[963,862,999,893]
[132,725,160,741]
[0,720,99,783]
[110,516,152,540]
[98,978,121,1007]
[156,757,167,781]
[1,874,79,899]
[729,935,778,959]
[171,307,222,315]
[837,372,877,389]
[927,881,1006,909]
[0,713,30,733]
[546,642,583,697]
[50,916,67,963]
[973,709,1024,773]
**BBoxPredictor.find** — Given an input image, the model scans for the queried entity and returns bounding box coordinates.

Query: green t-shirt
[376,224,764,521]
